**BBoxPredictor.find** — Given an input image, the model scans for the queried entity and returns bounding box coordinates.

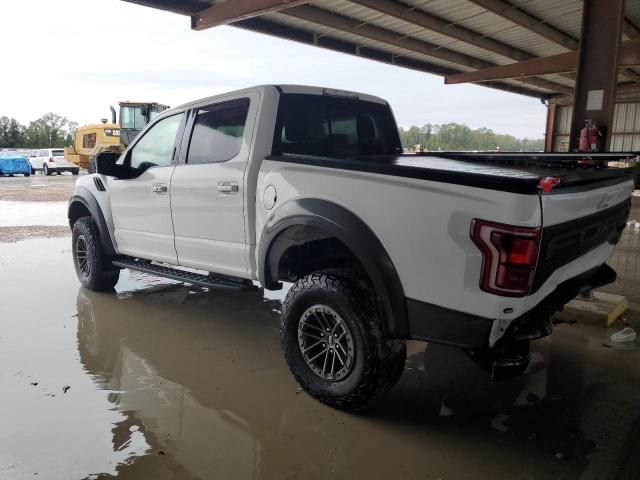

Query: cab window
[129,113,184,171]
[272,94,402,157]
[186,98,250,165]
[83,133,96,149]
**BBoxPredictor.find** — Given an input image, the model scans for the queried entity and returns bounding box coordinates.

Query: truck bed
[268,152,639,194]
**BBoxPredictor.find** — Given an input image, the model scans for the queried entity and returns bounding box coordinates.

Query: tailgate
[529,177,634,301]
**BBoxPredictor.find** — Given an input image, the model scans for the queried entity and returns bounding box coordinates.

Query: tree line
[0,113,77,149]
[399,123,544,152]
[3,114,544,152]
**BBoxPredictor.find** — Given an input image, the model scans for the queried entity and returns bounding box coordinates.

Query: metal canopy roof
[124,0,640,99]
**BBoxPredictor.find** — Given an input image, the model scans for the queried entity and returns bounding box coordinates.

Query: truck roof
[174,84,388,111]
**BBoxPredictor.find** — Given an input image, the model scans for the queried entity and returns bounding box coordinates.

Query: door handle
[152,183,168,194]
[218,181,239,195]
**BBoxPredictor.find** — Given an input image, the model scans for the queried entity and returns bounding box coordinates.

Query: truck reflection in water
[74,278,640,479]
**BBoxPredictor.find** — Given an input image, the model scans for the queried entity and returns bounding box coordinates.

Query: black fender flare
[258,198,409,338]
[68,186,116,258]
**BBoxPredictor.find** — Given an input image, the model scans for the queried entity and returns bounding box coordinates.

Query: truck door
[170,92,259,278]
[108,112,186,264]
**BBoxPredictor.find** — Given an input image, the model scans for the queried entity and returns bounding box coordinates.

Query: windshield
[120,106,148,130]
[272,93,402,157]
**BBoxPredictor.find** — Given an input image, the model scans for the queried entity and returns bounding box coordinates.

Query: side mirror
[95,151,130,178]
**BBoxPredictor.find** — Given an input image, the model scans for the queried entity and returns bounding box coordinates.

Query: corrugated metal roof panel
[403,0,487,22]
[265,11,553,94]
[510,0,583,40]
[266,11,477,72]
[538,74,575,87]
[402,0,569,57]
[314,0,517,66]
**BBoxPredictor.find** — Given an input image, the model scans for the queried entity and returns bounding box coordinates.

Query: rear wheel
[72,217,120,291]
[72,169,79,175]
[43,164,50,176]
[24,171,30,177]
[281,270,406,411]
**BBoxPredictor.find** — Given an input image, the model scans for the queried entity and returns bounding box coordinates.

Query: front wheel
[281,270,406,411]
[72,217,120,291]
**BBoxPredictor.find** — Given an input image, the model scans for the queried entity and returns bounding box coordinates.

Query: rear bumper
[407,263,616,349]
[507,263,616,342]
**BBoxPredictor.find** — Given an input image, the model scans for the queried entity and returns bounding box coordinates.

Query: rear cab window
[51,149,65,157]
[272,93,402,157]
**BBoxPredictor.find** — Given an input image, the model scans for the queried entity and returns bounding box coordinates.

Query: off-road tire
[43,164,50,176]
[281,270,406,411]
[72,216,119,291]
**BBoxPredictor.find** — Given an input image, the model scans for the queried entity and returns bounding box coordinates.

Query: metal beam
[544,103,557,152]
[191,0,312,31]
[234,17,546,98]
[621,69,640,84]
[569,0,624,151]
[467,0,579,50]
[286,5,492,70]
[446,50,576,83]
[444,38,640,84]
[284,5,573,94]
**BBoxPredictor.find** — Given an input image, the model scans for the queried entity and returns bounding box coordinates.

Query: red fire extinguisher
[578,119,602,153]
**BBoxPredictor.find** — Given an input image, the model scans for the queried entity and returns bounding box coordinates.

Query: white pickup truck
[68,85,636,410]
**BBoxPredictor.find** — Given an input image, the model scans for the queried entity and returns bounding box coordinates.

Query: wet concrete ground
[1,177,640,479]
[0,174,78,242]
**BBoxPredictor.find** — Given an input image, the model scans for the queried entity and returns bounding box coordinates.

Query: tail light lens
[48,157,54,163]
[470,219,541,297]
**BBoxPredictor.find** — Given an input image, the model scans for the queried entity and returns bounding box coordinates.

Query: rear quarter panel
[256,160,542,321]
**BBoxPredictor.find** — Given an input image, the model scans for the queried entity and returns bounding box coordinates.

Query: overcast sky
[0,0,547,138]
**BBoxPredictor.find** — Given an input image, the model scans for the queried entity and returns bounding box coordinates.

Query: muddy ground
[1,175,640,479]
[0,173,76,242]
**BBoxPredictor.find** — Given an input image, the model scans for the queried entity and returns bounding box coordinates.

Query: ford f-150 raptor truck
[68,84,637,410]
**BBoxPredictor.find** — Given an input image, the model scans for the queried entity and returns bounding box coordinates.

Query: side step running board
[112,258,253,291]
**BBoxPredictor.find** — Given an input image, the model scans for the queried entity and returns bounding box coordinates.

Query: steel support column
[569,0,625,151]
[544,103,557,152]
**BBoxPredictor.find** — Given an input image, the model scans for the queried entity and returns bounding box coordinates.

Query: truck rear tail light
[470,219,541,297]
[48,157,54,163]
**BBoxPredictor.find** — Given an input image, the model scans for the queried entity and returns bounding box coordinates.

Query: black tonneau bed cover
[268,152,639,194]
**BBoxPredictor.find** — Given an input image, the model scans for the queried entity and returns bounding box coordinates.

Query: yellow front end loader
[65,101,169,172]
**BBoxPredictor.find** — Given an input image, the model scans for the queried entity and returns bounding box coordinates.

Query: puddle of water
[2,237,640,479]
[0,200,67,226]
